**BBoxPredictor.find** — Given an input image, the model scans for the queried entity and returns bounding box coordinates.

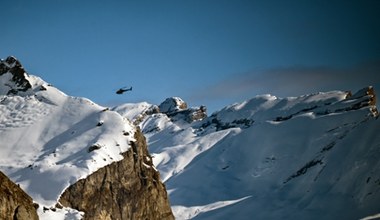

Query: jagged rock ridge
[0,56,32,95]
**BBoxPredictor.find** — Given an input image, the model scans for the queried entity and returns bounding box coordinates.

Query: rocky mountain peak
[159,97,188,114]
[0,56,32,95]
[158,97,207,123]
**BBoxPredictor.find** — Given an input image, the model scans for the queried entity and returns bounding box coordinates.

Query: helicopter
[116,86,132,94]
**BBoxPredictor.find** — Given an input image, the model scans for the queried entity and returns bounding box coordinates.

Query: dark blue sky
[1,0,379,113]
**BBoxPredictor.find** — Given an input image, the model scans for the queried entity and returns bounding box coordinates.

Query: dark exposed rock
[0,56,32,95]
[166,106,208,123]
[349,86,376,106]
[146,104,160,115]
[133,105,160,126]
[274,106,317,122]
[274,87,378,121]
[346,86,377,116]
[39,85,47,91]
[185,105,207,122]
[320,141,336,153]
[0,62,7,73]
[59,128,174,220]
[284,159,324,184]
[274,115,293,122]
[0,171,38,220]
[322,86,378,117]
[158,97,207,123]
[88,143,103,152]
[200,116,254,131]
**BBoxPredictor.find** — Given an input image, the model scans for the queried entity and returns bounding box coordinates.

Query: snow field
[0,75,135,214]
[118,89,380,219]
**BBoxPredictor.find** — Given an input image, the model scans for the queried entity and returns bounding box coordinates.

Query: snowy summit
[1,56,380,220]
[0,57,137,218]
[116,85,380,219]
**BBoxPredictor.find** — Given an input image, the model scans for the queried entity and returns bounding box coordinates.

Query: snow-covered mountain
[0,57,173,219]
[2,56,380,220]
[116,88,380,219]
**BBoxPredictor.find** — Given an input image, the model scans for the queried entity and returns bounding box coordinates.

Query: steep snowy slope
[117,87,380,219]
[0,57,136,218]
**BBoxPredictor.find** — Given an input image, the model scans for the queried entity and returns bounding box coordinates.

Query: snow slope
[117,88,380,220]
[2,56,379,219]
[0,58,135,218]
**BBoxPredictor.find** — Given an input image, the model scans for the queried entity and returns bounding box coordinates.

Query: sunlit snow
[0,74,135,218]
[2,62,379,219]
[117,89,380,219]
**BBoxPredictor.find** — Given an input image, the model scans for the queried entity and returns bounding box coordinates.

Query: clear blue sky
[1,0,379,113]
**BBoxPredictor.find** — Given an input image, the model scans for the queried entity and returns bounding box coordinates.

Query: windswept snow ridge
[0,58,135,216]
[172,196,251,219]
[117,87,380,220]
[360,213,380,220]
[2,56,379,219]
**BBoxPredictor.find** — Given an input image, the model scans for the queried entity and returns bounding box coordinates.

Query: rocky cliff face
[0,171,38,220]
[59,128,174,220]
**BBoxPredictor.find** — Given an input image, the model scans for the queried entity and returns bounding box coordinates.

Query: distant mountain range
[1,56,379,220]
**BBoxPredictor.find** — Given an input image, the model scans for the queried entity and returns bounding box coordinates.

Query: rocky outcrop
[345,86,378,116]
[186,105,207,122]
[0,171,38,220]
[271,87,378,122]
[158,97,207,123]
[159,97,187,114]
[133,105,160,126]
[0,56,32,95]
[59,128,174,220]
[167,106,208,123]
